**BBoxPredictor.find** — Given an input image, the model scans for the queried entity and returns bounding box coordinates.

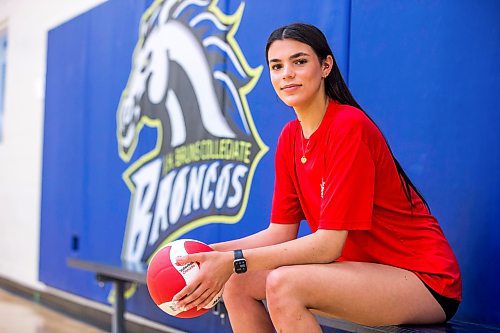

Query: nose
[282,63,295,79]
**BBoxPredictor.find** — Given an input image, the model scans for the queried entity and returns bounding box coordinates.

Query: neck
[295,94,329,139]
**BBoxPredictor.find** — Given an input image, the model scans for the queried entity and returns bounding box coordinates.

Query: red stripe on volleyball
[147,246,185,305]
[184,240,213,257]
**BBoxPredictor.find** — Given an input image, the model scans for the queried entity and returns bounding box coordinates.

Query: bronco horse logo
[117,0,267,263]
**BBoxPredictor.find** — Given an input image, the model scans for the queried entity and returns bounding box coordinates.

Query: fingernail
[175,256,184,264]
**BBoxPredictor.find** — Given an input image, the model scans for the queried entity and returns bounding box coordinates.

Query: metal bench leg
[112,280,125,333]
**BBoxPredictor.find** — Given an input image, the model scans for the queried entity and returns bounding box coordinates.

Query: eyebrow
[269,52,310,64]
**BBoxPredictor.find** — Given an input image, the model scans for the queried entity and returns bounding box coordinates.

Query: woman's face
[267,39,328,108]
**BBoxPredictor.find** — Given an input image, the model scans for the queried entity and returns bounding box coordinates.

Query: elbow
[318,249,341,264]
[314,229,347,263]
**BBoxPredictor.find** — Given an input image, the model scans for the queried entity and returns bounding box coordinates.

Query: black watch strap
[234,249,244,260]
[233,249,247,274]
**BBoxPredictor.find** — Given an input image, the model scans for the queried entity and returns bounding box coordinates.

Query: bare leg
[265,262,446,332]
[223,270,274,333]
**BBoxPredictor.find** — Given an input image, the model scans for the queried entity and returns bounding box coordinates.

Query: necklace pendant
[301,156,307,164]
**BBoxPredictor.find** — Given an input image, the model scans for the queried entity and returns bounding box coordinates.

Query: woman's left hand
[172,250,234,311]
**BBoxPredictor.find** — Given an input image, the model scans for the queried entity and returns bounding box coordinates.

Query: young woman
[173,23,462,332]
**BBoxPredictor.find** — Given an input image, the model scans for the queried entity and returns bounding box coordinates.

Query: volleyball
[146,239,223,318]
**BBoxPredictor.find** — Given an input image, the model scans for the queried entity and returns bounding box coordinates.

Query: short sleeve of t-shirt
[319,126,375,230]
[270,123,305,224]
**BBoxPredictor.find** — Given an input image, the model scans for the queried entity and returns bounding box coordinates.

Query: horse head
[116,5,170,161]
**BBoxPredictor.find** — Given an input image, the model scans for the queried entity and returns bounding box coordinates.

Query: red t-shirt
[271,101,462,301]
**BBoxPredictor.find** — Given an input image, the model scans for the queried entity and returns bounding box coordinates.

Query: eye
[271,63,282,71]
[294,58,307,65]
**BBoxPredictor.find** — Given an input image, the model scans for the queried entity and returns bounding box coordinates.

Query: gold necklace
[300,131,310,164]
[299,98,329,164]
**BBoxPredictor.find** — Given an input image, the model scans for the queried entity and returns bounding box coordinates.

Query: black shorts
[423,283,460,321]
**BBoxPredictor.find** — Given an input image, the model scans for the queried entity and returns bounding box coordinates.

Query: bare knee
[223,271,276,332]
[266,267,323,331]
[223,274,248,307]
[266,267,297,312]
[223,270,267,308]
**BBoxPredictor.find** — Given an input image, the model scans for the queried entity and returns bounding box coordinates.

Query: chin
[279,95,306,108]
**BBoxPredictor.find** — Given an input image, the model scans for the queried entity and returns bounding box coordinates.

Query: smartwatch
[233,249,247,274]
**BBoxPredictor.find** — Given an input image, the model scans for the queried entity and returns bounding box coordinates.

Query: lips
[281,84,302,91]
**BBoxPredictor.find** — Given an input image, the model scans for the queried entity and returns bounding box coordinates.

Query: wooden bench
[68,257,498,333]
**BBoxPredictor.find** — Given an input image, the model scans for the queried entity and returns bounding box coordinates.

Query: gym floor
[0,288,105,333]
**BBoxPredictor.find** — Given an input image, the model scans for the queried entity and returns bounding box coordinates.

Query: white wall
[0,0,107,289]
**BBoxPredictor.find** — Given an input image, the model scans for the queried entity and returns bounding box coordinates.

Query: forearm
[211,223,299,252]
[243,229,347,272]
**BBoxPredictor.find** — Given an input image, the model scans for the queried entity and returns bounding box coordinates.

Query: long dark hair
[266,23,429,211]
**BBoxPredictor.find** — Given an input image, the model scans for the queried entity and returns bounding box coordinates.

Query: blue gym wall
[40,0,500,331]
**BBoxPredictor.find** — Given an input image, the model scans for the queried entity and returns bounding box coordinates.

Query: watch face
[234,259,247,273]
